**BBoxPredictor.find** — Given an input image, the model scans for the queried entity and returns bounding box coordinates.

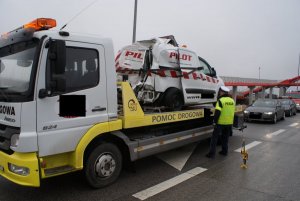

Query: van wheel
[84,143,122,188]
[163,88,184,111]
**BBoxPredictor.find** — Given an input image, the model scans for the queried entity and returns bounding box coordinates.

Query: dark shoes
[205,153,215,158]
[206,151,227,158]
[219,151,227,156]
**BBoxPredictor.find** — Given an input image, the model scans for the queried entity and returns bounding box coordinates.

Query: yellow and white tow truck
[0,18,242,188]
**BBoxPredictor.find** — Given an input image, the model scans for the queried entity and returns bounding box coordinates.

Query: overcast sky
[1,0,300,81]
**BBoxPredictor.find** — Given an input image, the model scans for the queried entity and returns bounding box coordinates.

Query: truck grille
[0,123,20,154]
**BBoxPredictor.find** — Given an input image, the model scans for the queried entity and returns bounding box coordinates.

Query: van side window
[47,46,99,93]
[198,59,211,75]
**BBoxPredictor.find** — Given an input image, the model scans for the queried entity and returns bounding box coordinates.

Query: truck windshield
[0,39,38,102]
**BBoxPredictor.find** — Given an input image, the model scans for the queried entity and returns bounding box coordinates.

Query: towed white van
[115,35,224,110]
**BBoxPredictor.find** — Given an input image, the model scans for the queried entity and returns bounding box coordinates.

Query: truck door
[197,57,219,101]
[36,40,108,157]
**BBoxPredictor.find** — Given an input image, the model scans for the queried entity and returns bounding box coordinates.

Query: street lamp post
[259,67,261,80]
[132,0,138,43]
[297,53,300,91]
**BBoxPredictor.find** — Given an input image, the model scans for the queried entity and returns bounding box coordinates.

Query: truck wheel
[164,88,184,111]
[84,143,122,188]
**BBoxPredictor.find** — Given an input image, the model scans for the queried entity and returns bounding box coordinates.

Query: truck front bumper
[0,152,40,187]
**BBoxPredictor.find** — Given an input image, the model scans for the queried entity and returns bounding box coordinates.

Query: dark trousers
[208,124,232,156]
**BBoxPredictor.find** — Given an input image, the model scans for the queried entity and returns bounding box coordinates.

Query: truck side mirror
[39,75,66,99]
[49,40,66,75]
[54,75,67,92]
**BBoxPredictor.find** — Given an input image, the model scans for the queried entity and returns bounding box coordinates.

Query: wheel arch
[72,120,124,169]
[162,87,184,109]
[157,87,182,102]
[83,132,130,167]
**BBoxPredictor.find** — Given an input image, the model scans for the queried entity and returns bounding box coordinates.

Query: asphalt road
[0,114,299,201]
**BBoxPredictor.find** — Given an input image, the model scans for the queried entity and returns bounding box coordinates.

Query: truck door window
[47,46,99,93]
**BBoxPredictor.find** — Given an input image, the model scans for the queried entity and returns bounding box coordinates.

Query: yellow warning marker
[240,139,248,169]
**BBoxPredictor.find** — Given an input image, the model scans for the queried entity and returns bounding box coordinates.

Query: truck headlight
[264,112,273,115]
[8,163,30,176]
[10,134,20,148]
[243,110,249,114]
[296,103,300,106]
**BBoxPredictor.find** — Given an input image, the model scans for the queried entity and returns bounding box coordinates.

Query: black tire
[163,88,184,111]
[84,143,122,188]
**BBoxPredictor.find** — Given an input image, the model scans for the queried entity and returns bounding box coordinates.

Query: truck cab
[0,18,119,186]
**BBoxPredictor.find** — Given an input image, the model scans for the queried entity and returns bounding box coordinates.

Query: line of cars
[243,97,298,124]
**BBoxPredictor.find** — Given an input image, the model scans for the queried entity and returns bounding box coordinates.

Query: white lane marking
[132,167,207,200]
[265,129,286,138]
[289,123,299,127]
[235,141,262,152]
[156,143,197,171]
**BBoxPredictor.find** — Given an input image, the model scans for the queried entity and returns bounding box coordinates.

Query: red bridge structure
[222,75,300,104]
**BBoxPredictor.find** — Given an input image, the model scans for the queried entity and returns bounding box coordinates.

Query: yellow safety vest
[215,97,235,125]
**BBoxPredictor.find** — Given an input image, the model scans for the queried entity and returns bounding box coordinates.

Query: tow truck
[0,18,242,188]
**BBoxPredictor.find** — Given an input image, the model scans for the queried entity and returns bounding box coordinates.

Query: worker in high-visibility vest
[206,86,235,158]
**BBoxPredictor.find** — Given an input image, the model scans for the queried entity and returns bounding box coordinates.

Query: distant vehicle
[243,99,285,123]
[285,91,300,111]
[278,99,297,116]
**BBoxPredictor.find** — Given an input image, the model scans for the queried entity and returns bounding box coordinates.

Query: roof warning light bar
[23,18,57,31]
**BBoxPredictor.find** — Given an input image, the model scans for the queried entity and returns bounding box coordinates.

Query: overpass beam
[248,86,255,104]
[232,86,237,103]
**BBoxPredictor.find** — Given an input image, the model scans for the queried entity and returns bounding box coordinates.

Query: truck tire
[163,88,184,111]
[84,143,122,188]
